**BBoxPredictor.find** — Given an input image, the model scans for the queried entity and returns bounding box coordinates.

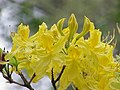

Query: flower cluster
[3,14,120,90]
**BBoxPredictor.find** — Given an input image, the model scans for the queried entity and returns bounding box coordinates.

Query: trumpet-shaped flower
[5,13,119,90]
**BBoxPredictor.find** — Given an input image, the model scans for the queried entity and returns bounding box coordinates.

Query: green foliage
[0,48,2,57]
[9,56,19,69]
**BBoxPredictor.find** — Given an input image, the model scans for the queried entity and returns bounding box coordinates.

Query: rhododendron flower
[5,14,119,90]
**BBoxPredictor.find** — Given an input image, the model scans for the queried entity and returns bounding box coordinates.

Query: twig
[18,72,28,85]
[2,69,34,90]
[55,65,66,83]
[51,65,66,90]
[76,87,78,90]
[2,72,25,87]
[18,72,34,90]
[29,73,36,84]
[51,68,57,90]
[1,48,34,90]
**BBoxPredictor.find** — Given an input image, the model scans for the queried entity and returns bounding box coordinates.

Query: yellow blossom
[5,14,119,90]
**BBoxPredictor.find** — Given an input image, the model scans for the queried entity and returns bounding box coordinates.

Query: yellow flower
[10,23,30,52]
[17,23,30,41]
[58,15,116,90]
[32,32,68,82]
[6,14,118,90]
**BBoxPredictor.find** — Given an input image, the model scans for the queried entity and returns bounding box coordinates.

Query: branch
[18,72,28,85]
[76,87,78,90]
[2,72,25,87]
[0,48,35,90]
[55,65,66,83]
[51,65,66,90]
[29,73,36,84]
[51,68,57,90]
[18,72,34,90]
[2,69,34,90]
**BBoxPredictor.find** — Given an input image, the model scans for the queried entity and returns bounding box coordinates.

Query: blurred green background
[0,0,120,52]
[0,0,120,90]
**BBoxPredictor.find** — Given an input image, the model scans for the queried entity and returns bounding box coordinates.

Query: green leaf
[111,82,120,89]
[0,48,2,53]
[0,48,2,58]
[9,56,19,68]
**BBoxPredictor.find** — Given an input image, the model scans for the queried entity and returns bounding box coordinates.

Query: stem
[18,72,28,85]
[2,72,25,87]
[18,72,34,90]
[55,65,66,83]
[51,65,66,90]
[29,73,36,84]
[2,69,35,90]
[51,68,57,90]
[75,87,78,90]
